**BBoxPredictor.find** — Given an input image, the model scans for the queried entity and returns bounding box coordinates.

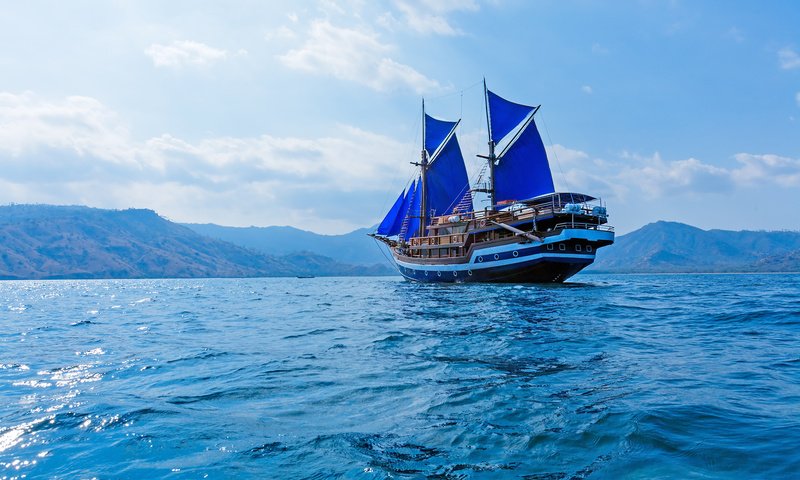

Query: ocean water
[1,275,799,479]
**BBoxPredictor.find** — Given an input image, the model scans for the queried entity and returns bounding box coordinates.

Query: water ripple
[1,274,798,478]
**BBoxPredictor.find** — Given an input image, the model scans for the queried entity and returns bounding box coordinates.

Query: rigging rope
[538,109,575,204]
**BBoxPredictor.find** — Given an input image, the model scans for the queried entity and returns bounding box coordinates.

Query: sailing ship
[370,82,614,283]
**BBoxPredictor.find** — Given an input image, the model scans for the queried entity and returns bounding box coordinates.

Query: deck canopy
[524,192,598,206]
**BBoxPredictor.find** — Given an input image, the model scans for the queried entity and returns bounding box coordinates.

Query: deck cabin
[399,192,613,262]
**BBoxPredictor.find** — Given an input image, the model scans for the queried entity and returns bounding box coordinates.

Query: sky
[0,0,798,234]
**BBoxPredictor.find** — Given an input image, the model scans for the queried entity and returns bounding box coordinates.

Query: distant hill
[183,223,388,266]
[0,205,393,279]
[4,206,795,279]
[589,221,800,273]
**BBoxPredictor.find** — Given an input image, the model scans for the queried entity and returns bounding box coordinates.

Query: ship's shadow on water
[1,275,799,479]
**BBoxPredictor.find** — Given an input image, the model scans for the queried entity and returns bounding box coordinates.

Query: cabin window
[493,254,500,260]
[453,271,458,277]
[547,244,554,251]
[559,244,566,251]
[512,251,519,257]
[437,271,442,277]
[587,245,593,252]
[477,256,484,263]
[576,245,582,252]
[468,270,473,276]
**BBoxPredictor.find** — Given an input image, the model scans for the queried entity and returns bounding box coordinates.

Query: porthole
[587,245,593,252]
[477,256,484,263]
[494,254,500,260]
[437,271,442,277]
[453,271,458,277]
[576,245,582,252]
[559,244,566,251]
[512,251,519,257]
[547,244,554,251]
[425,270,428,276]
[468,270,473,276]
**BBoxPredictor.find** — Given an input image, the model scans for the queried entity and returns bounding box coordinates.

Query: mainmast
[476,78,496,211]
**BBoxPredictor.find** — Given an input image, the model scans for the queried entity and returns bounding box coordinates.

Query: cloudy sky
[1,0,798,234]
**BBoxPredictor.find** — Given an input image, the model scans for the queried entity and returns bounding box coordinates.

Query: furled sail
[426,133,471,218]
[376,188,406,236]
[403,179,422,241]
[487,90,535,144]
[424,114,458,156]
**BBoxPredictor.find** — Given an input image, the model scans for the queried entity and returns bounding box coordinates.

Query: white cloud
[394,0,478,36]
[278,20,440,93]
[145,40,229,68]
[4,93,799,233]
[731,153,800,187]
[581,85,593,94]
[591,43,609,55]
[0,91,137,167]
[265,26,297,42]
[616,152,731,198]
[725,27,744,43]
[778,47,800,70]
[551,148,800,203]
[0,92,414,232]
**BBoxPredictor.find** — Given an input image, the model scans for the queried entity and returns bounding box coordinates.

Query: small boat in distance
[370,81,614,283]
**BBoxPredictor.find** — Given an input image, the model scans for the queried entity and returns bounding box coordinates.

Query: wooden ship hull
[378,193,614,283]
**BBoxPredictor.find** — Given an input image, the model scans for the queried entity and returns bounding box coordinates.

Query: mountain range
[1,205,798,280]
[588,221,800,273]
[183,223,386,266]
[0,205,392,280]
[185,220,800,274]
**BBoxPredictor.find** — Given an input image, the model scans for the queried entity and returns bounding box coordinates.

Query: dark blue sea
[1,275,799,479]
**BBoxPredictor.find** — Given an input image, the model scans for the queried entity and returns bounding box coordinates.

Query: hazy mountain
[4,206,795,279]
[589,221,800,273]
[183,223,387,265]
[0,205,393,279]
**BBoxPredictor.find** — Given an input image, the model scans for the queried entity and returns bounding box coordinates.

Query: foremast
[410,99,429,239]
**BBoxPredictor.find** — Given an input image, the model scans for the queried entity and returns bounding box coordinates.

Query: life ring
[479,219,486,228]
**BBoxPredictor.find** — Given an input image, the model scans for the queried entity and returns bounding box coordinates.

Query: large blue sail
[424,114,458,156]
[495,118,554,202]
[376,188,406,236]
[487,90,535,144]
[426,133,470,218]
[403,179,422,241]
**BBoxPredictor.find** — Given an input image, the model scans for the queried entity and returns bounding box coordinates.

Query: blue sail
[426,133,470,218]
[425,114,458,155]
[494,118,554,203]
[403,179,422,241]
[376,188,406,236]
[487,90,535,144]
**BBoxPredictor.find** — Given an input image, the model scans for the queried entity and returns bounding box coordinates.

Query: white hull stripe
[397,252,596,272]
[395,228,612,272]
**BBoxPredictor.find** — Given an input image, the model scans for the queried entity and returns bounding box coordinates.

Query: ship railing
[430,203,603,227]
[553,222,615,232]
[409,232,468,247]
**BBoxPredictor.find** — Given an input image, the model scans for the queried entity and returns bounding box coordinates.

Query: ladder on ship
[398,187,417,241]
